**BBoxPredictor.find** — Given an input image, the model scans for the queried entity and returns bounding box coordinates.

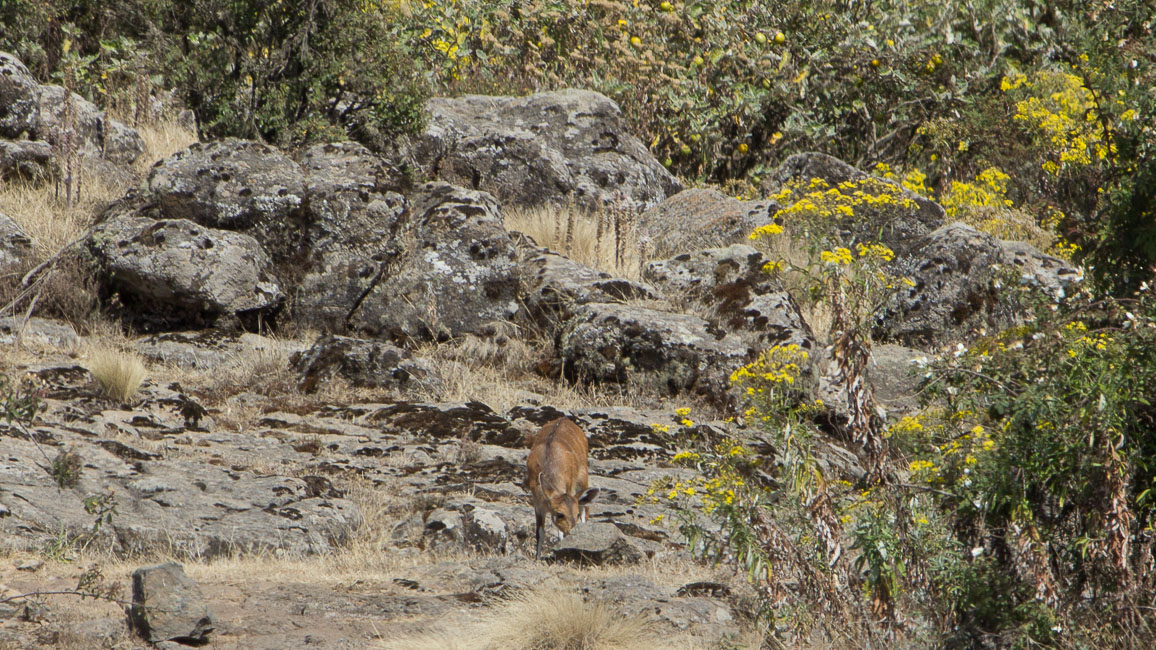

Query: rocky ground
[0,322,756,649]
[0,47,1083,648]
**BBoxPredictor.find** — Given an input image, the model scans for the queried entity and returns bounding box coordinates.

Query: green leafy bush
[0,0,429,143]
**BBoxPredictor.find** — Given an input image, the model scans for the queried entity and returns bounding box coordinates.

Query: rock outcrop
[87,214,284,330]
[878,223,1081,347]
[560,303,749,402]
[347,182,520,342]
[409,89,682,210]
[644,244,814,354]
[0,51,143,184]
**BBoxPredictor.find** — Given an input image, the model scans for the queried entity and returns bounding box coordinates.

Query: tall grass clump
[380,583,665,650]
[506,202,648,280]
[85,345,147,403]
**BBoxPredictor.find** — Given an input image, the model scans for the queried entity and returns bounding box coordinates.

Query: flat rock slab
[551,522,646,566]
[0,434,361,559]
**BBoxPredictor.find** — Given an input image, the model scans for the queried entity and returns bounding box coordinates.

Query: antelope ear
[579,488,600,505]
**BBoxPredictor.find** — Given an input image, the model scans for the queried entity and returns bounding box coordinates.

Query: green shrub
[918,284,1156,645]
[160,0,429,145]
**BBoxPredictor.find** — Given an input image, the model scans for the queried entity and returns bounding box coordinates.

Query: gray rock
[36,85,144,168]
[639,188,778,257]
[770,152,945,255]
[129,562,214,644]
[87,215,284,329]
[0,433,362,559]
[644,244,814,354]
[0,52,41,137]
[423,508,463,550]
[519,246,659,333]
[551,522,645,565]
[348,182,520,342]
[0,211,32,273]
[878,223,1082,348]
[147,138,307,259]
[560,302,749,402]
[0,139,52,180]
[0,317,78,350]
[868,344,928,416]
[291,335,440,394]
[358,400,523,447]
[0,52,143,184]
[292,141,412,329]
[410,89,681,210]
[462,504,511,554]
[133,330,302,369]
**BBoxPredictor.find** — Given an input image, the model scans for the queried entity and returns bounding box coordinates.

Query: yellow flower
[737,143,749,153]
[630,36,642,47]
[819,247,853,265]
[675,407,691,417]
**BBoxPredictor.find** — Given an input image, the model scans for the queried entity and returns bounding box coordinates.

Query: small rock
[129,562,214,644]
[15,559,42,572]
[551,522,645,566]
[462,505,509,554]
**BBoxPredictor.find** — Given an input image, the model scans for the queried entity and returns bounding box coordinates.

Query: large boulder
[560,302,748,401]
[347,182,521,342]
[129,562,215,645]
[639,189,779,257]
[87,214,284,330]
[0,51,143,183]
[0,139,53,180]
[292,141,410,329]
[147,138,307,261]
[410,89,681,210]
[0,52,44,137]
[877,222,1082,348]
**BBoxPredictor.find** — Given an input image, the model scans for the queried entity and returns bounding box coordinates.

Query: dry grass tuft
[135,116,198,172]
[84,344,147,403]
[506,203,650,280]
[380,582,669,650]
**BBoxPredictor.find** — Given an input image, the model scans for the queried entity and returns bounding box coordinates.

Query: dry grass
[0,176,123,258]
[506,204,650,281]
[379,581,678,650]
[416,346,664,414]
[134,116,198,172]
[83,343,148,403]
[0,115,192,263]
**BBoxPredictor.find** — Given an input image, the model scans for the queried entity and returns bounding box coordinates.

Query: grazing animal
[526,417,599,559]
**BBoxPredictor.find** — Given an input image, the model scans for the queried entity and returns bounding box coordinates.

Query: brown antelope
[525,417,599,559]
